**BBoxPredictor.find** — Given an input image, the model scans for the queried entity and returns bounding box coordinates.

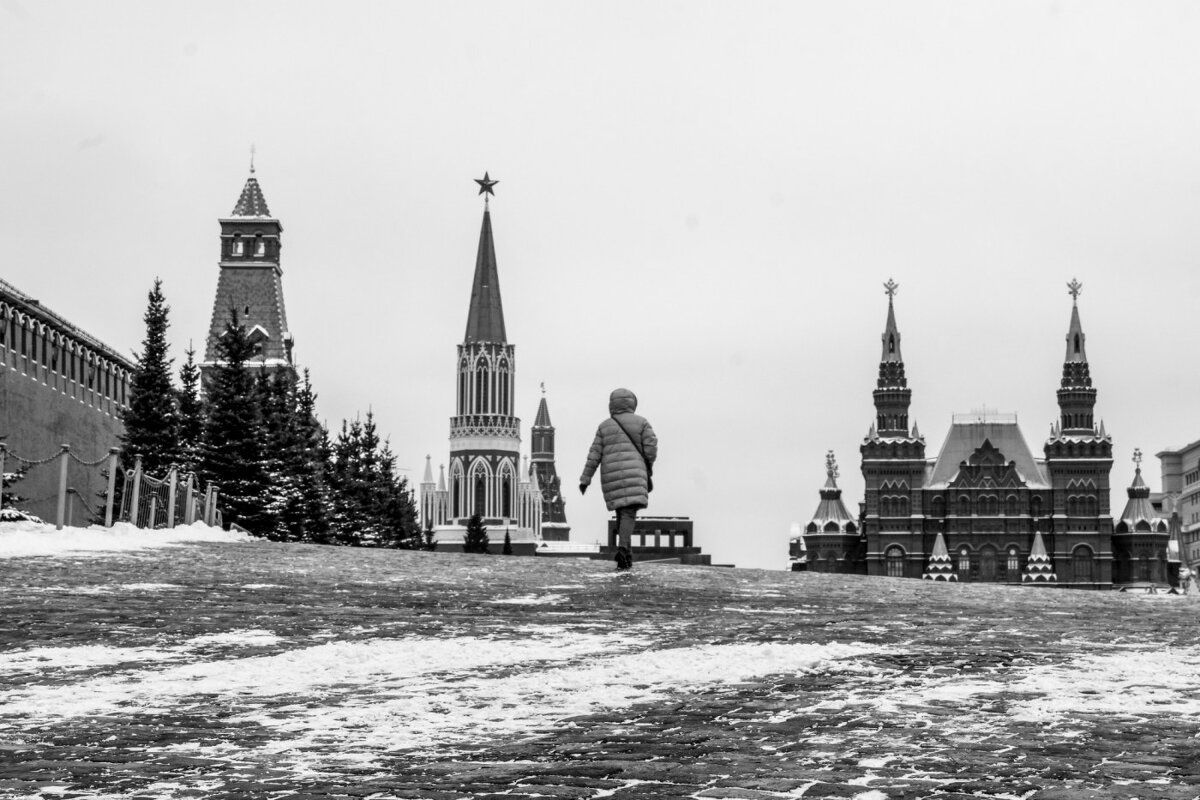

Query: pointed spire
[437,464,446,492]
[463,202,507,344]
[231,164,272,218]
[422,454,434,484]
[912,421,921,439]
[534,393,552,428]
[1064,279,1087,364]
[881,278,903,363]
[922,532,958,581]
[1023,530,1058,584]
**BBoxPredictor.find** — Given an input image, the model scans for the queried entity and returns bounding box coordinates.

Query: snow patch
[0,520,253,558]
[489,593,567,605]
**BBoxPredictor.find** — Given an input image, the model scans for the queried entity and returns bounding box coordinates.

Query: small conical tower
[801,451,860,573]
[446,174,522,528]
[1022,530,1058,584]
[1113,448,1171,588]
[922,532,957,581]
[202,155,296,389]
[531,385,570,541]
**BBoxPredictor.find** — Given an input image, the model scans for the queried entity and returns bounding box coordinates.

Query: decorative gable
[947,439,1028,490]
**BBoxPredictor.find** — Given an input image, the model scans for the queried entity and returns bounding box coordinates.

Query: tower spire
[873,279,912,437]
[464,174,506,344]
[1056,279,1096,434]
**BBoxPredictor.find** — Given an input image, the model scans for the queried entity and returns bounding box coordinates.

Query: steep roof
[808,453,856,531]
[1118,466,1165,529]
[928,418,1050,489]
[534,395,552,428]
[881,296,903,363]
[231,172,272,218]
[463,208,507,344]
[1064,301,1087,364]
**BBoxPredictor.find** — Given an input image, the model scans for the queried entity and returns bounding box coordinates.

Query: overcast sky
[3,1,1199,570]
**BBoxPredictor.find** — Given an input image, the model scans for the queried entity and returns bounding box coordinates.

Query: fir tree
[121,279,181,475]
[198,309,268,534]
[0,458,39,523]
[326,411,419,548]
[463,513,489,554]
[176,344,205,474]
[422,520,438,551]
[260,370,332,543]
[502,530,513,555]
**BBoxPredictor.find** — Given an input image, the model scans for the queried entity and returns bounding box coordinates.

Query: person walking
[580,388,657,570]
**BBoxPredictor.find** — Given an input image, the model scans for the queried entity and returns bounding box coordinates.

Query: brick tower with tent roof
[201,156,296,389]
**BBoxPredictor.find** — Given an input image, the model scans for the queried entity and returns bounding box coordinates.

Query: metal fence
[0,444,221,531]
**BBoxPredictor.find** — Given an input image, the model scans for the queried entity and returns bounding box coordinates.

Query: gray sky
[3,1,1199,570]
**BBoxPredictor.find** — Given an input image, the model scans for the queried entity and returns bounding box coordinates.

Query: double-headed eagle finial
[825,450,839,481]
[883,278,899,300]
[1067,278,1082,304]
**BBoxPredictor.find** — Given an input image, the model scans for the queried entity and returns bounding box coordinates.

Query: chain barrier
[1,443,223,532]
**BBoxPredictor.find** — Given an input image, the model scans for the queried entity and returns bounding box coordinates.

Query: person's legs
[615,505,639,569]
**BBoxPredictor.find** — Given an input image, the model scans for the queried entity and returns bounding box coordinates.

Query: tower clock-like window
[958,547,971,575]
[254,235,265,256]
[232,235,244,256]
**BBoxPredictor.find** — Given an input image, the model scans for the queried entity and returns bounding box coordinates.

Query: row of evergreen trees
[121,279,420,546]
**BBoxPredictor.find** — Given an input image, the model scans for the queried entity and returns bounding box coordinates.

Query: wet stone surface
[2,539,1200,799]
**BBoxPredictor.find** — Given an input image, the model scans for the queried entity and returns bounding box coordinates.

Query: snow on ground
[0,520,252,558]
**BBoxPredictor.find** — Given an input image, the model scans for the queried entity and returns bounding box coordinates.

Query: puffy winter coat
[580,388,658,510]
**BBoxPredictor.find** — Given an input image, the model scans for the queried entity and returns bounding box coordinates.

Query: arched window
[232,234,244,256]
[886,546,904,578]
[1007,547,1019,575]
[1067,496,1078,516]
[958,547,971,576]
[1006,495,1019,516]
[254,235,265,256]
[898,497,910,517]
[474,474,486,517]
[959,495,971,516]
[475,362,489,413]
[880,497,891,517]
[931,496,946,517]
[1031,496,1043,518]
[501,476,512,518]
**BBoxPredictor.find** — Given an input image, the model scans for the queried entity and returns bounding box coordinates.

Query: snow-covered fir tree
[121,279,181,474]
[176,344,204,474]
[326,412,418,547]
[463,513,490,554]
[199,309,268,534]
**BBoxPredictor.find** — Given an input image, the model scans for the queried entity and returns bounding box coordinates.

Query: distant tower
[801,451,859,572]
[1112,448,1171,588]
[531,386,571,541]
[201,157,295,387]
[421,175,543,552]
[860,279,926,578]
[1043,280,1113,588]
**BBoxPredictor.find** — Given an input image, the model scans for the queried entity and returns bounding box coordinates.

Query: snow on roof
[927,418,1050,489]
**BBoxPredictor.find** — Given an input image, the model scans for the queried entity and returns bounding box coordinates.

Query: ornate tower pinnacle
[1056,279,1096,434]
[873,279,912,437]
[464,174,507,345]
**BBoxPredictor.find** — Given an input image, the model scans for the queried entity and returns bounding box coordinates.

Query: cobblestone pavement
[2,539,1200,799]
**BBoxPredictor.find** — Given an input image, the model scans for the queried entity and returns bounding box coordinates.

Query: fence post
[206,485,219,526]
[166,465,178,530]
[0,442,6,513]
[104,448,119,528]
[56,444,70,531]
[129,454,143,528]
[184,473,196,525]
[149,494,158,529]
